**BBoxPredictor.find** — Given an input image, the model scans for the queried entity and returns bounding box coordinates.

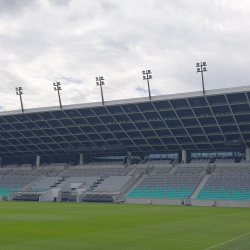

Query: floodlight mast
[196,62,207,95]
[96,76,105,105]
[15,87,24,113]
[142,70,152,100]
[53,82,62,109]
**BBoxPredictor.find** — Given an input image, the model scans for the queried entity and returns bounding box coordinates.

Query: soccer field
[0,202,250,250]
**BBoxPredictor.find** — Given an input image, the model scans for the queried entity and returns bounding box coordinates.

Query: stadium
[1,85,250,204]
[1,85,250,249]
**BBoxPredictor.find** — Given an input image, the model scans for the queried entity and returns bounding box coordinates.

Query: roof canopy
[0,86,250,158]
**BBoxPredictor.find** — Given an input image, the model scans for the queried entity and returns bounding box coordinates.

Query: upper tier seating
[45,163,67,168]
[19,164,32,168]
[196,166,250,200]
[240,159,250,164]
[126,166,204,199]
[86,161,123,165]
[2,164,18,168]
[190,159,210,164]
[60,168,130,178]
[214,159,235,163]
[146,160,171,164]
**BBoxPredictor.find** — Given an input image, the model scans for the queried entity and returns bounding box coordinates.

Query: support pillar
[79,153,83,166]
[0,157,2,167]
[182,150,187,164]
[246,148,250,161]
[127,151,131,165]
[36,155,40,168]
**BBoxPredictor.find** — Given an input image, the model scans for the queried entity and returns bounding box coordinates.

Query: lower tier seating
[196,166,250,200]
[0,185,20,197]
[82,195,113,203]
[13,194,40,201]
[126,168,204,199]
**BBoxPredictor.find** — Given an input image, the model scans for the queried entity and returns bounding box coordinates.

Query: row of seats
[60,168,131,178]
[13,194,40,201]
[86,161,123,165]
[214,159,235,163]
[127,166,205,199]
[196,166,250,200]
[146,160,171,164]
[82,195,113,203]
[190,159,210,163]
[2,164,18,168]
[240,159,250,163]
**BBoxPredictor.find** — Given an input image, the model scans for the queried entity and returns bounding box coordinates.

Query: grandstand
[1,85,250,207]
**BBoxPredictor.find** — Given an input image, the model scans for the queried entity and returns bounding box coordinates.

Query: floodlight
[53,81,63,109]
[15,86,24,112]
[196,62,208,95]
[96,76,105,105]
[142,69,153,100]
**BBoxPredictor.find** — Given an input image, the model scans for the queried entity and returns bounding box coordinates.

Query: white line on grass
[204,232,250,250]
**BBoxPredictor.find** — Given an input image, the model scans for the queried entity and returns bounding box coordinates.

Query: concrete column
[36,155,40,167]
[182,150,187,164]
[127,151,131,164]
[246,148,250,161]
[0,157,2,167]
[79,153,83,166]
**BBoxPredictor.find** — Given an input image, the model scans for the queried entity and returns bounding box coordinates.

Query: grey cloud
[0,0,250,111]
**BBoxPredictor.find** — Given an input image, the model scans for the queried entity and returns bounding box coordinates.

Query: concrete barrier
[125,197,250,208]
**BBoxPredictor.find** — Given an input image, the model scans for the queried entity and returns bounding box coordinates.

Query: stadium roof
[1,85,250,158]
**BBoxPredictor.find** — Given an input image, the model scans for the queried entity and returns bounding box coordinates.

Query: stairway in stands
[190,175,210,199]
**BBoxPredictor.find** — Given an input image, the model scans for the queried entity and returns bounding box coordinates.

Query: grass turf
[0,202,250,250]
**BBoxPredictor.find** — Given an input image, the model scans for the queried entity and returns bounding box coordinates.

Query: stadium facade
[0,85,250,165]
[1,85,250,207]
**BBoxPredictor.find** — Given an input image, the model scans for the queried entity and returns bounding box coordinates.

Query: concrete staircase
[190,175,210,199]
[169,164,180,173]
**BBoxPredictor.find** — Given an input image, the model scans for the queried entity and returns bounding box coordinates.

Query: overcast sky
[0,0,250,111]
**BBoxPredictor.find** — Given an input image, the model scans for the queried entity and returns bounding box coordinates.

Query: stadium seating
[190,159,210,163]
[126,166,204,199]
[146,160,171,164]
[82,195,113,203]
[196,166,250,200]
[60,168,131,178]
[214,159,235,163]
[2,164,18,168]
[93,176,131,192]
[240,159,250,163]
[13,194,40,201]
[28,177,63,192]
[86,161,123,165]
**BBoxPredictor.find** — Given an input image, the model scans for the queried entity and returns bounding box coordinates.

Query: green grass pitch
[0,202,250,250]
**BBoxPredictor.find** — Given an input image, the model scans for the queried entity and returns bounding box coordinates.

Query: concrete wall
[39,188,61,202]
[125,197,182,206]
[125,197,250,208]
